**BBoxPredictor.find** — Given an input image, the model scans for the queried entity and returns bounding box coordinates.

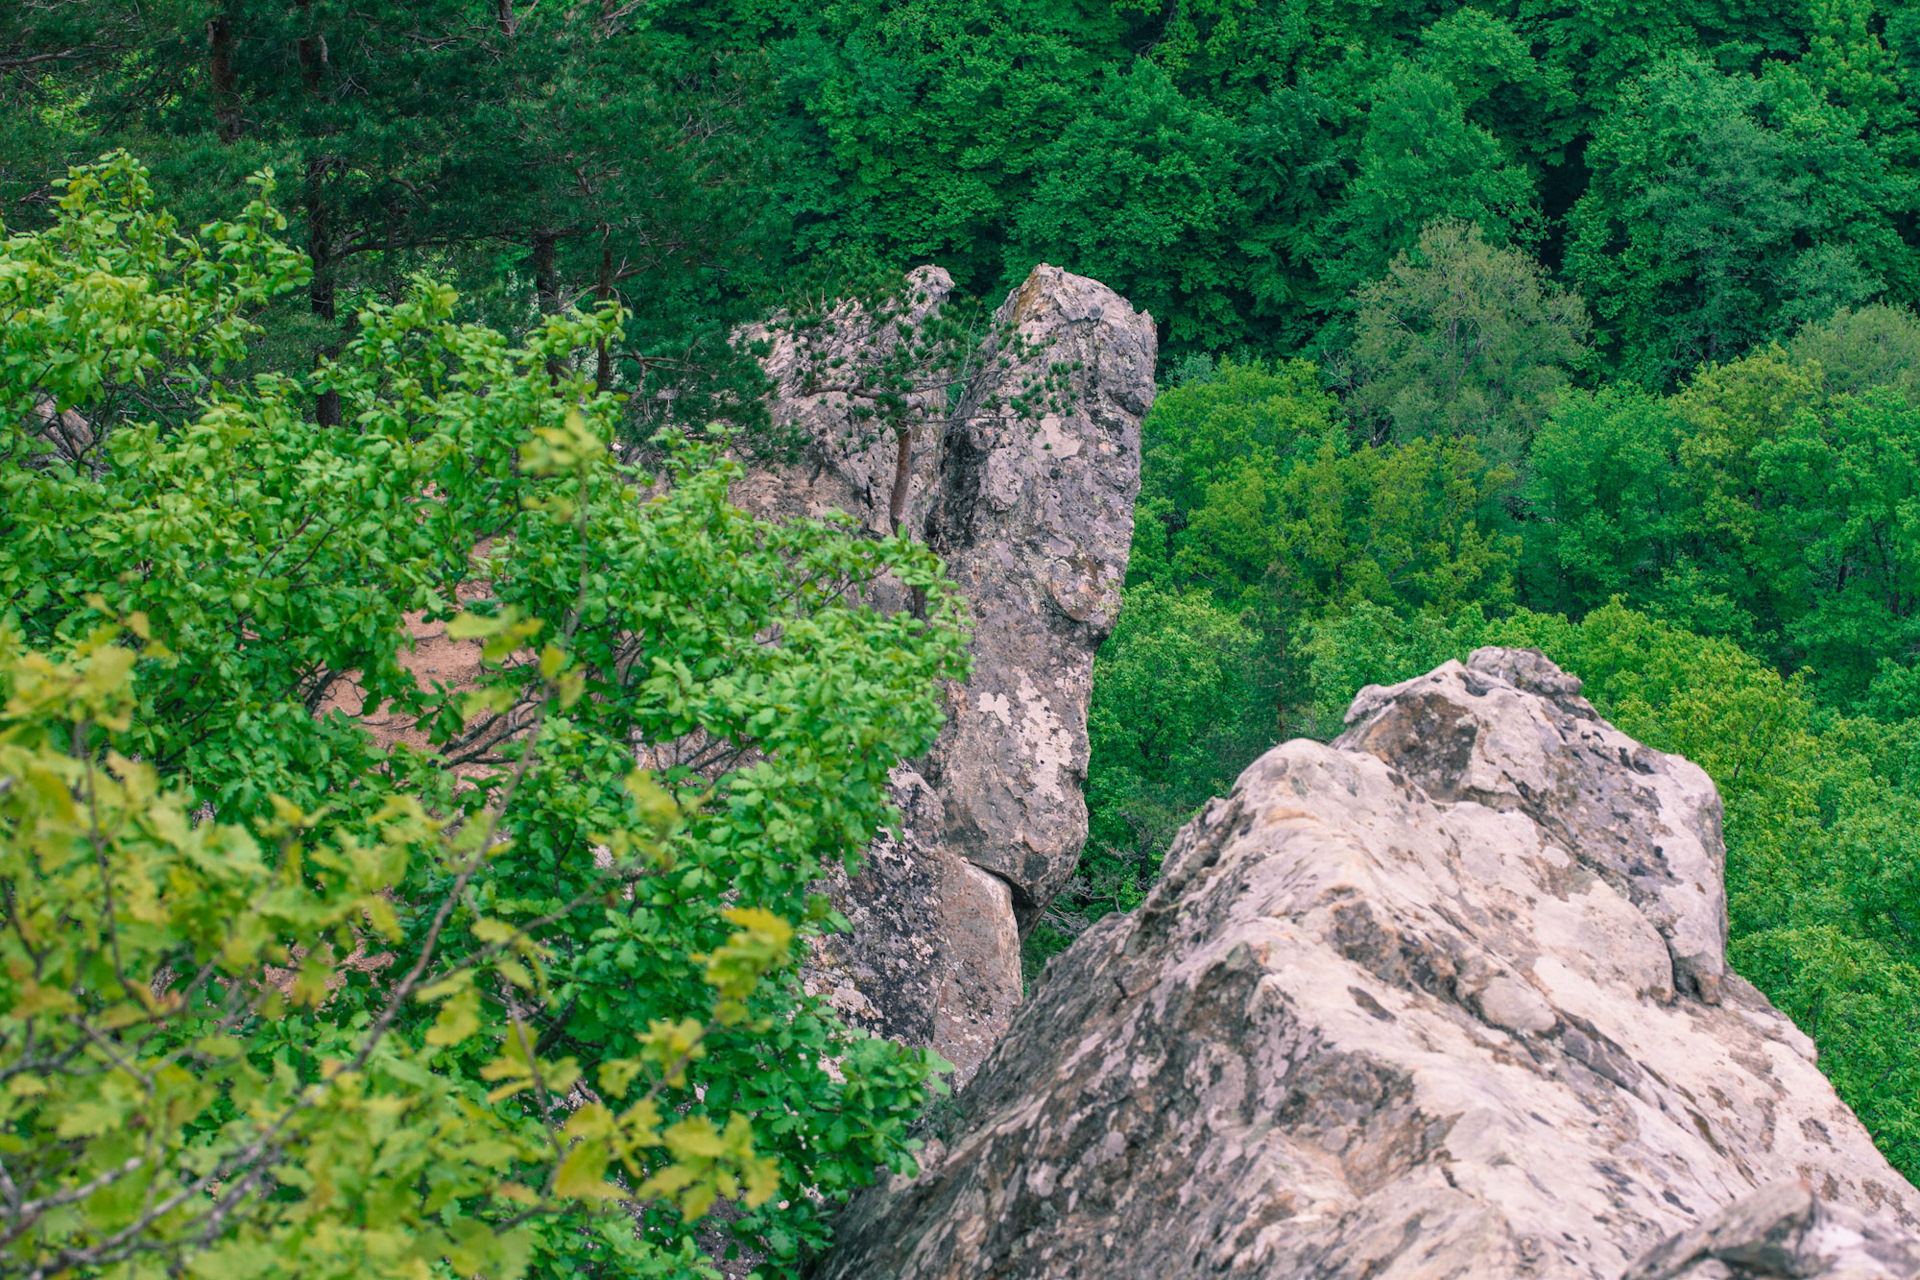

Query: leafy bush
[0,155,968,1278]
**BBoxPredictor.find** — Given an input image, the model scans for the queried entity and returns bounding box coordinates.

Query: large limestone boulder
[735,264,1156,1077]
[813,649,1920,1278]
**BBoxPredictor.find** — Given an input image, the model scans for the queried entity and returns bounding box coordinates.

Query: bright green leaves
[446,608,544,664]
[635,1018,709,1089]
[475,904,795,1223]
[1082,583,1269,895]
[553,1116,627,1201]
[0,593,827,1278]
[0,153,308,443]
[1,156,965,1278]
[548,1101,777,1221]
[1129,356,1517,623]
[426,986,484,1048]
[0,628,458,1279]
[478,1022,581,1104]
[520,407,610,480]
[637,1114,781,1219]
[702,907,796,1022]
[1,611,161,736]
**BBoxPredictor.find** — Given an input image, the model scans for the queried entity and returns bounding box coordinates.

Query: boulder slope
[814,649,1920,1278]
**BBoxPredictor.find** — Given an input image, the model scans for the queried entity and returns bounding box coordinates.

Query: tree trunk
[533,230,562,383]
[295,0,327,90]
[889,425,914,534]
[207,10,240,142]
[293,1,339,426]
[307,162,342,428]
[495,0,516,36]
[595,238,613,393]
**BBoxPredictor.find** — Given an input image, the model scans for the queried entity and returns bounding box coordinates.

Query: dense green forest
[10,0,1920,1274]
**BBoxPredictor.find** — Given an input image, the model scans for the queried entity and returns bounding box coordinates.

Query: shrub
[0,154,969,1278]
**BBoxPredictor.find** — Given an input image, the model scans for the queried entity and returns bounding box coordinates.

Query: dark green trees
[1349,219,1590,464]
[5,0,779,431]
[15,0,1920,377]
[1567,57,1917,388]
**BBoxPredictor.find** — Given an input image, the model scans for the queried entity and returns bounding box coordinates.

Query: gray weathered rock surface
[1625,1180,1920,1279]
[732,266,958,545]
[737,264,1156,1078]
[814,649,1920,1278]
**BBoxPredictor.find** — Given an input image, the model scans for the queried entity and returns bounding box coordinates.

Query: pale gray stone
[1626,1180,1920,1279]
[813,650,1920,1278]
[737,264,1156,1079]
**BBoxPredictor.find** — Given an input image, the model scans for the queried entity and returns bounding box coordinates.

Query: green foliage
[1133,359,1336,540]
[1011,63,1249,349]
[3,624,560,1280]
[1349,219,1591,465]
[17,0,1920,369]
[1130,357,1517,619]
[0,156,310,440]
[1082,584,1273,892]
[1787,304,1920,399]
[1128,358,1339,608]
[773,0,1119,295]
[1,157,968,1277]
[1314,66,1541,313]
[1301,601,1487,735]
[21,0,1920,1230]
[1521,387,1690,617]
[5,0,783,440]
[1567,56,1918,389]
[1029,581,1274,979]
[1521,342,1920,706]
[1267,434,1518,617]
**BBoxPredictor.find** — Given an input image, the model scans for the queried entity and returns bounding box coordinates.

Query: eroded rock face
[738,264,1155,1078]
[919,264,1157,915]
[814,649,1920,1278]
[1626,1181,1920,1280]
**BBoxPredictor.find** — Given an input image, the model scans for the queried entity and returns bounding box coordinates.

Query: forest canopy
[10,0,1920,1274]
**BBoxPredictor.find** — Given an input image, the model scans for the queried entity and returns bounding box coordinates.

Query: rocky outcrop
[732,266,960,547]
[917,265,1156,915]
[814,649,1920,1278]
[1626,1180,1920,1279]
[736,264,1156,1078]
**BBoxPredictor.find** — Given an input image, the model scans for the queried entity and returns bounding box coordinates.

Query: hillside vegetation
[9,0,1920,1273]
